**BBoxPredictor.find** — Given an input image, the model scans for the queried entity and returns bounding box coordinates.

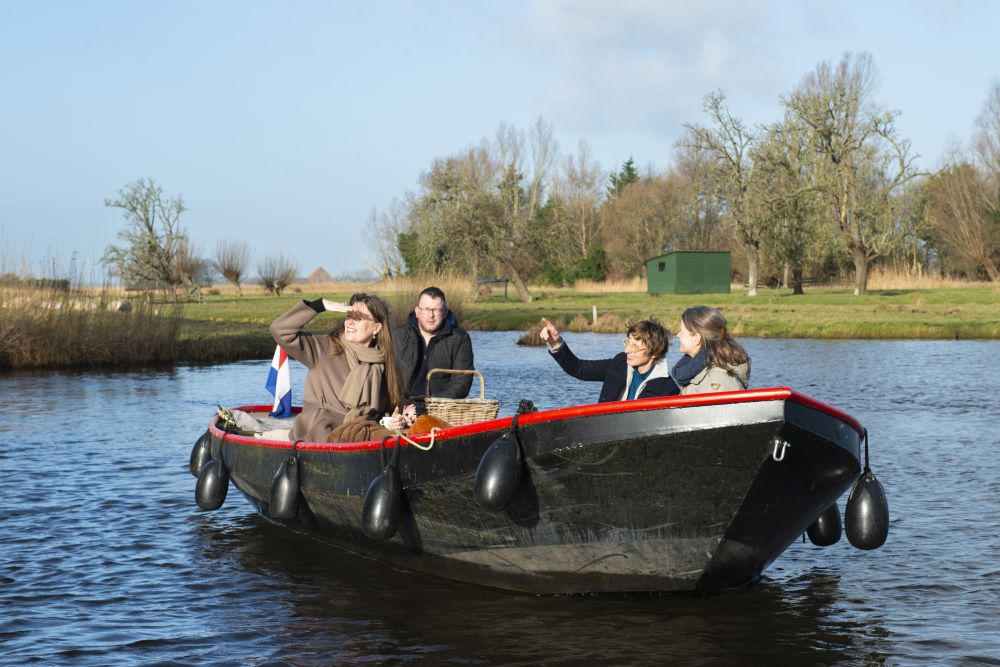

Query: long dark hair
[681,305,751,375]
[329,293,407,410]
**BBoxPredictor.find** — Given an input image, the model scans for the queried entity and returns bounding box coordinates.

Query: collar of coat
[623,356,670,397]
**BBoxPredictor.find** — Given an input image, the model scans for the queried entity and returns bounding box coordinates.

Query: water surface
[2,333,999,665]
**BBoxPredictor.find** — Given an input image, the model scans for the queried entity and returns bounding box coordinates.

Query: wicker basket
[424,369,500,426]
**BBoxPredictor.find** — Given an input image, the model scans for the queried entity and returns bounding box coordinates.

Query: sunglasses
[346,309,374,322]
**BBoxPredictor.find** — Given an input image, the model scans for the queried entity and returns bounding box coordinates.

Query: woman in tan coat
[672,305,751,395]
[269,293,408,442]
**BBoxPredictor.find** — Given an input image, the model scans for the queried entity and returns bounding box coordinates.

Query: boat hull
[205,389,862,594]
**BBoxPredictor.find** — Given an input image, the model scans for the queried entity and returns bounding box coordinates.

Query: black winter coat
[549,341,679,403]
[394,313,474,402]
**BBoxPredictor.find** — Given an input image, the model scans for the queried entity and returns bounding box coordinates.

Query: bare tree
[103,178,188,290]
[488,117,558,302]
[174,238,205,284]
[602,174,687,278]
[672,143,727,250]
[258,254,299,296]
[214,240,253,295]
[753,120,823,294]
[925,160,1000,281]
[919,80,1000,282]
[975,81,1000,176]
[363,200,407,279]
[551,140,604,265]
[404,118,559,302]
[403,153,485,277]
[783,52,918,294]
[683,92,766,295]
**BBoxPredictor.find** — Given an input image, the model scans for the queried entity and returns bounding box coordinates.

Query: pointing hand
[539,317,562,348]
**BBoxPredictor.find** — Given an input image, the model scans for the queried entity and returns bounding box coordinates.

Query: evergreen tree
[607,157,640,200]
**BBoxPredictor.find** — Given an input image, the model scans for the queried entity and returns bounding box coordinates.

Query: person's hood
[730,362,750,387]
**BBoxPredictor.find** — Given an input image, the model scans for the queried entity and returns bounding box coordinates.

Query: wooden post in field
[592,305,597,326]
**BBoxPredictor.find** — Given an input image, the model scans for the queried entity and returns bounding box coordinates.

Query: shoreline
[176,285,1000,364]
[3,283,997,370]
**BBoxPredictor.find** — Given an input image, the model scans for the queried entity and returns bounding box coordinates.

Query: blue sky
[2,0,998,280]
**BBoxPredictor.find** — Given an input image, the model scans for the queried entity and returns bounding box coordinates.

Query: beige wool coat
[679,363,750,395]
[269,301,390,442]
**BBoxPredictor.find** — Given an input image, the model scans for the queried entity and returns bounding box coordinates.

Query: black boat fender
[269,442,301,520]
[189,430,212,477]
[362,436,403,540]
[195,458,229,510]
[845,429,890,550]
[474,412,524,511]
[807,501,842,546]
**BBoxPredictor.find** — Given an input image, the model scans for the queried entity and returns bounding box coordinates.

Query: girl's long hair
[329,293,407,410]
[681,305,751,375]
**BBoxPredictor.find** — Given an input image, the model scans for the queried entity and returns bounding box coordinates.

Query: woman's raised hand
[539,317,562,349]
[322,298,351,313]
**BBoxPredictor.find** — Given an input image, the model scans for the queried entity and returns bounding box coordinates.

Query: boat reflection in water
[191,509,894,665]
[191,387,889,595]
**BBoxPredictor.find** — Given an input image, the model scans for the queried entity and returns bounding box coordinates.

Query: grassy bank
[175,284,1000,363]
[4,279,994,369]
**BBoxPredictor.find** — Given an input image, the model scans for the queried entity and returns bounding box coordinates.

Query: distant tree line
[366,52,1000,299]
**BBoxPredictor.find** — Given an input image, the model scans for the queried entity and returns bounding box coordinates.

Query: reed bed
[572,277,647,293]
[0,285,181,369]
[865,267,995,291]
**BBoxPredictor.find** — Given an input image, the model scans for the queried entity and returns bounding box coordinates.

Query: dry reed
[865,267,994,291]
[0,285,181,369]
[573,277,646,293]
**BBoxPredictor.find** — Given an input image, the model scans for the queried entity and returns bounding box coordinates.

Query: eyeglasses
[622,337,647,352]
[417,307,445,316]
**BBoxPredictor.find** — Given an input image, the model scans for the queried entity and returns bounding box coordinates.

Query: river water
[2,332,999,665]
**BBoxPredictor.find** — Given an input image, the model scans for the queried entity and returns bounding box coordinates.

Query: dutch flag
[265,345,293,418]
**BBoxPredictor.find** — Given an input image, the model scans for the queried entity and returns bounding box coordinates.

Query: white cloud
[506,1,786,133]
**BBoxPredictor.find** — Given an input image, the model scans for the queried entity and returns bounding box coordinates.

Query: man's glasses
[418,307,445,316]
[622,337,647,352]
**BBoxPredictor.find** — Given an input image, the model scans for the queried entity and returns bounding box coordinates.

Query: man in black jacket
[394,287,474,417]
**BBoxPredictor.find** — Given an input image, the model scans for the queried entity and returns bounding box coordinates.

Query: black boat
[190,387,888,594]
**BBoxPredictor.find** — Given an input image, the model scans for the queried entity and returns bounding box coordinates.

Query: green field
[177,286,1000,363]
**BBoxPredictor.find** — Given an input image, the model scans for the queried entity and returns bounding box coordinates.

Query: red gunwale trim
[208,387,863,453]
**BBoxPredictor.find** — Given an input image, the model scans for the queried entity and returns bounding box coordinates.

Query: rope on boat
[393,427,443,452]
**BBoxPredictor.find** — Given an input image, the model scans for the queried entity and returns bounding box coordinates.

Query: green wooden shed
[645,251,731,295]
